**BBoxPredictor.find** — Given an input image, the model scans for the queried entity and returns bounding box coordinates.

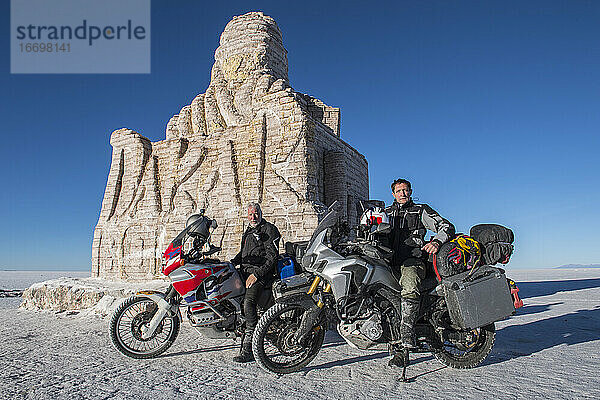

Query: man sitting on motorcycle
[230,202,281,363]
[385,178,455,366]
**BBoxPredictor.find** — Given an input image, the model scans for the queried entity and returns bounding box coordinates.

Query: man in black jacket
[385,178,454,365]
[230,202,281,363]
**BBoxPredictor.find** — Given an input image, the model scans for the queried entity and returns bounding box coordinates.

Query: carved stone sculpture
[92,12,369,280]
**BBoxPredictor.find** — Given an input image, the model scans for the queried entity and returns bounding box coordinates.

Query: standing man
[230,203,281,363]
[385,178,454,365]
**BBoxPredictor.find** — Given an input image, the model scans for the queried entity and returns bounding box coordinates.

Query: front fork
[292,276,332,343]
[307,276,332,307]
[138,286,180,340]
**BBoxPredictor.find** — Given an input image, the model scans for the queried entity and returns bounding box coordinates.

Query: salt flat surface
[1,268,599,400]
[0,270,90,290]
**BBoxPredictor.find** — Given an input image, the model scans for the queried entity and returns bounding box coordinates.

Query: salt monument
[92,12,369,281]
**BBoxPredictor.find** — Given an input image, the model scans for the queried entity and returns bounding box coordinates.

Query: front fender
[134,291,182,340]
[135,291,180,319]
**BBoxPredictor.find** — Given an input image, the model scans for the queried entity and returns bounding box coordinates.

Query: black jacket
[385,200,455,265]
[231,219,281,280]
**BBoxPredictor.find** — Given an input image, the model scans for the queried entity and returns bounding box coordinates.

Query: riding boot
[400,298,420,349]
[233,329,254,363]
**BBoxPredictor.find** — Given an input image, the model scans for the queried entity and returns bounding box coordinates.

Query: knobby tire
[110,296,180,359]
[432,323,496,369]
[252,303,325,374]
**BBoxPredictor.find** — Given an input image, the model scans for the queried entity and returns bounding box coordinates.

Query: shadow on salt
[516,278,600,298]
[486,277,600,365]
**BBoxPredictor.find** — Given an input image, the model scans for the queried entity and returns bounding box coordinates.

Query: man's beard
[249,218,261,228]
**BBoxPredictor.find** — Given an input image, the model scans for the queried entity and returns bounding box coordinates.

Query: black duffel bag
[483,242,514,265]
[469,224,514,244]
[469,224,514,265]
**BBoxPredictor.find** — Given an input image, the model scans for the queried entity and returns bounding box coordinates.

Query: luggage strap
[433,254,442,282]
[450,235,482,278]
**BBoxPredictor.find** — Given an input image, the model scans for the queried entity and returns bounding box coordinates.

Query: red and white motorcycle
[109,212,292,358]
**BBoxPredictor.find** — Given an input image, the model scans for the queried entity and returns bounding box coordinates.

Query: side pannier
[442,265,516,329]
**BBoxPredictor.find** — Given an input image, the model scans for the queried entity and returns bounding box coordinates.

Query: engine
[337,310,386,350]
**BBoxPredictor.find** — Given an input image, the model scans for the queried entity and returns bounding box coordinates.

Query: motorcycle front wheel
[252,303,325,374]
[110,296,180,359]
[432,323,496,369]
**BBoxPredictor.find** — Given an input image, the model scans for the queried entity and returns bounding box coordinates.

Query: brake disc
[455,328,480,351]
[131,310,164,341]
[276,324,303,355]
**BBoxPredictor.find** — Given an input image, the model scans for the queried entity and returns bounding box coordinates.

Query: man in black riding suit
[385,178,455,367]
[230,202,281,363]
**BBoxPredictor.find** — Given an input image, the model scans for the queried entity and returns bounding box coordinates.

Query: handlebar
[336,240,393,263]
[182,244,222,263]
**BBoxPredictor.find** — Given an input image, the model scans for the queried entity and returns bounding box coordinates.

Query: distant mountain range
[555,264,600,269]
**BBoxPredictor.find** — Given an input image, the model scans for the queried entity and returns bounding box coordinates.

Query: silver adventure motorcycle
[251,201,522,380]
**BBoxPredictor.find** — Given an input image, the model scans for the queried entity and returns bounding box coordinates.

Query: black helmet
[185,214,217,241]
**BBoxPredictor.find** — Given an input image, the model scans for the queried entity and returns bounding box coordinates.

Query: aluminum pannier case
[442,265,515,329]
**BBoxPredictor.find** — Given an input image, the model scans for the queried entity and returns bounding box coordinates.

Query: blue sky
[1,0,599,270]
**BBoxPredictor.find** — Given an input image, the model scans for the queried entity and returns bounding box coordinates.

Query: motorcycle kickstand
[399,349,412,383]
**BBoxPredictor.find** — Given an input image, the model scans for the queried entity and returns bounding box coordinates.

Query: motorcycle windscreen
[169,225,191,250]
[307,200,342,248]
[162,221,200,275]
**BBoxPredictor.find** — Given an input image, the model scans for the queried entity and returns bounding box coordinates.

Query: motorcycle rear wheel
[252,303,325,374]
[432,323,495,369]
[110,296,180,359]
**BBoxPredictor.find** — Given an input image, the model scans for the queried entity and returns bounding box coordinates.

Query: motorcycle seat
[420,276,439,292]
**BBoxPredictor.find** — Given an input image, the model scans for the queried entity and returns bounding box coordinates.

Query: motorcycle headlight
[315,260,328,273]
[302,253,317,271]
[183,235,194,254]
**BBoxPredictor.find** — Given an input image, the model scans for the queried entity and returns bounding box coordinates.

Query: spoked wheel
[252,303,325,374]
[110,296,180,359]
[432,323,496,369]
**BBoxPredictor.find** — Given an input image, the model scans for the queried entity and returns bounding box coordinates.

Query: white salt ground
[1,268,599,400]
[0,270,90,290]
